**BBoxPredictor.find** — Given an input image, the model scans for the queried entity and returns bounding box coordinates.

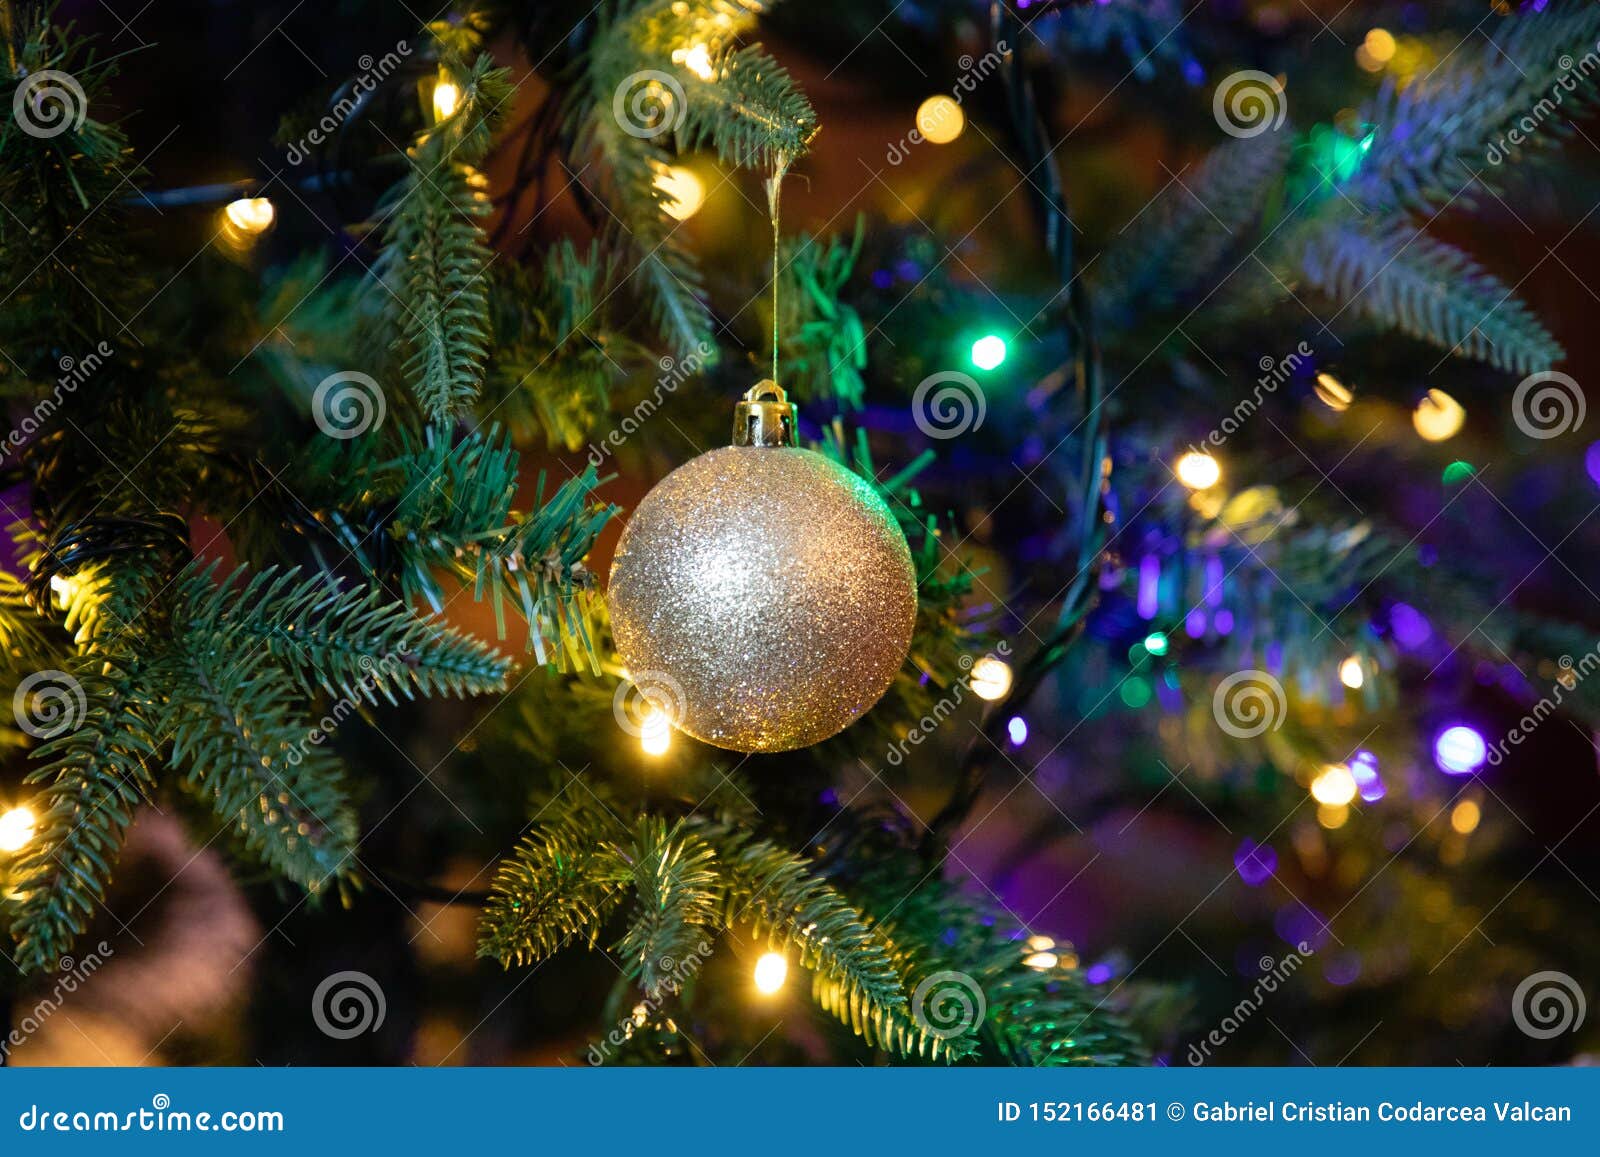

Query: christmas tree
[0,0,1597,1067]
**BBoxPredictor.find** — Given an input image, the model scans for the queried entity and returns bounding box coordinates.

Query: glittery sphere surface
[608,446,917,753]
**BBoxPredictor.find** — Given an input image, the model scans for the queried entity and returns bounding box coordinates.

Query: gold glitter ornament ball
[608,385,916,753]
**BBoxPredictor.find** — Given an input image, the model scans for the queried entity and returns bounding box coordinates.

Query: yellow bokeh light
[1413,389,1466,442]
[970,656,1013,702]
[640,706,673,756]
[1311,764,1358,807]
[1450,799,1482,835]
[1339,656,1365,690]
[1365,28,1397,63]
[1174,451,1222,491]
[753,951,788,995]
[433,78,462,122]
[915,95,965,145]
[1317,803,1350,830]
[1022,951,1058,970]
[1315,372,1353,412]
[652,163,706,221]
[224,197,275,236]
[0,806,37,854]
[677,42,715,81]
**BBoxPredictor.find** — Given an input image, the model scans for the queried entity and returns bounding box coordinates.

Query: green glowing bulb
[1143,631,1169,657]
[970,334,1008,371]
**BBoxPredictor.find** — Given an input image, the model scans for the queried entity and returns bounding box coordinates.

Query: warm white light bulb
[640,707,672,756]
[0,806,37,854]
[916,95,965,144]
[1413,389,1465,442]
[1175,451,1221,490]
[1310,764,1358,807]
[970,657,1012,702]
[224,197,275,236]
[652,163,706,221]
[753,952,788,994]
[1339,656,1365,690]
[433,79,462,121]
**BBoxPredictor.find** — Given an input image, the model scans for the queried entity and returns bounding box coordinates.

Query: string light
[1310,764,1358,807]
[915,95,965,144]
[1314,372,1353,412]
[1006,715,1028,746]
[1434,725,1487,775]
[969,334,1007,371]
[1357,28,1397,72]
[1174,451,1222,490]
[1413,389,1465,442]
[1143,631,1170,657]
[673,42,716,81]
[223,197,275,237]
[753,952,788,994]
[1450,798,1482,835]
[970,656,1012,701]
[652,163,706,221]
[1022,950,1058,970]
[1338,656,1365,690]
[0,805,37,853]
[640,706,673,757]
[433,77,462,121]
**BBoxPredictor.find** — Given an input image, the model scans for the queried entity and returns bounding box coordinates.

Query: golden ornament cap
[732,380,797,447]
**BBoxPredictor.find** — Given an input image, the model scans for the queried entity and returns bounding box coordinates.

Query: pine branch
[1299,216,1562,373]
[602,818,721,997]
[167,650,358,892]
[478,791,632,967]
[175,562,511,705]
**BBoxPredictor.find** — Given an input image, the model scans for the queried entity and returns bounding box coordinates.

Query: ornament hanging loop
[732,380,797,447]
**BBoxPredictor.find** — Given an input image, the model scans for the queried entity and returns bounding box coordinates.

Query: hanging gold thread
[765,151,792,385]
